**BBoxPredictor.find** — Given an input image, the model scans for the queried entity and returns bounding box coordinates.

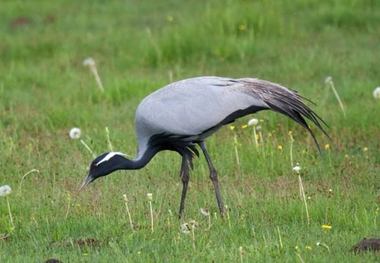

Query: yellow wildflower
[229,125,235,131]
[166,15,174,22]
[238,24,247,31]
[241,124,248,129]
[324,144,330,150]
[321,224,332,230]
[277,144,283,150]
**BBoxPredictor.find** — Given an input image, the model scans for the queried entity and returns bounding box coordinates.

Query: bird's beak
[79,175,93,191]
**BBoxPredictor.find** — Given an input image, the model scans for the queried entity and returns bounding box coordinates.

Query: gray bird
[80,76,327,218]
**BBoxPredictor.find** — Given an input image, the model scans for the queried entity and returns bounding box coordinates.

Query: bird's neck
[120,146,158,170]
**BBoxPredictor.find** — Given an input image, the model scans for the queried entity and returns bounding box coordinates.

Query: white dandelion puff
[147,193,153,201]
[324,76,333,85]
[200,208,210,217]
[292,163,301,174]
[0,185,12,197]
[248,118,259,126]
[180,223,191,234]
[83,57,96,67]
[373,87,380,99]
[0,185,14,230]
[69,127,81,139]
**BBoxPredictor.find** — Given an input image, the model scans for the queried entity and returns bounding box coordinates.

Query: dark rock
[10,17,32,29]
[45,259,62,263]
[351,238,380,253]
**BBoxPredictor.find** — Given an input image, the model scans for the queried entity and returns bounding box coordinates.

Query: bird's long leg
[178,155,190,219]
[198,141,225,216]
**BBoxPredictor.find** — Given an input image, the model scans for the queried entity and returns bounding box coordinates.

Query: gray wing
[136,76,327,148]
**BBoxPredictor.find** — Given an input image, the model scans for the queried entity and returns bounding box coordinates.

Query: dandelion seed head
[373,87,380,99]
[200,208,210,217]
[69,127,81,139]
[325,76,333,85]
[292,163,301,173]
[239,246,244,253]
[248,118,259,126]
[83,57,95,67]
[0,185,12,197]
[147,193,153,201]
[238,24,247,31]
[363,147,368,152]
[255,125,262,131]
[180,223,190,234]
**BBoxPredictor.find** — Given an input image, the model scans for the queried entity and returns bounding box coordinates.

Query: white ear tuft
[96,152,127,166]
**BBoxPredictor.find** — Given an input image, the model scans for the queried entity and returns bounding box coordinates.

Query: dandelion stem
[105,127,113,151]
[233,134,240,167]
[298,175,310,225]
[123,194,134,232]
[191,226,196,250]
[89,65,104,92]
[208,214,211,230]
[258,131,264,146]
[295,251,305,263]
[253,128,258,148]
[276,226,283,249]
[18,169,39,193]
[64,193,71,220]
[6,197,14,230]
[226,205,231,229]
[80,139,96,158]
[289,132,294,167]
[326,78,345,117]
[149,200,154,233]
[239,246,244,263]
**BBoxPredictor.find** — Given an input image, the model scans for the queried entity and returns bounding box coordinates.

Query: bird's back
[135,76,267,140]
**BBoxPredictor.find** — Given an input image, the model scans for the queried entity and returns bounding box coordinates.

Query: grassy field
[0,0,379,262]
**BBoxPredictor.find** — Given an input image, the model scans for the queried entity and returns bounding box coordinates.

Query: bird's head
[80,152,128,190]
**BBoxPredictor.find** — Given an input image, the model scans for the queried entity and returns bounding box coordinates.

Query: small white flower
[373,87,380,99]
[248,118,259,126]
[325,76,333,85]
[69,127,81,139]
[147,193,153,201]
[0,185,12,197]
[180,223,190,234]
[292,163,301,173]
[200,208,210,217]
[83,57,96,67]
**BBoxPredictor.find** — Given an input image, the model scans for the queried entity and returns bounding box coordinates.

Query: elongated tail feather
[240,78,329,151]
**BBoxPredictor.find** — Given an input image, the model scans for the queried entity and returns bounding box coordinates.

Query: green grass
[0,0,379,262]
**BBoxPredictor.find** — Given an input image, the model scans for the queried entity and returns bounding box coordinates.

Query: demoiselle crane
[80,76,327,218]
